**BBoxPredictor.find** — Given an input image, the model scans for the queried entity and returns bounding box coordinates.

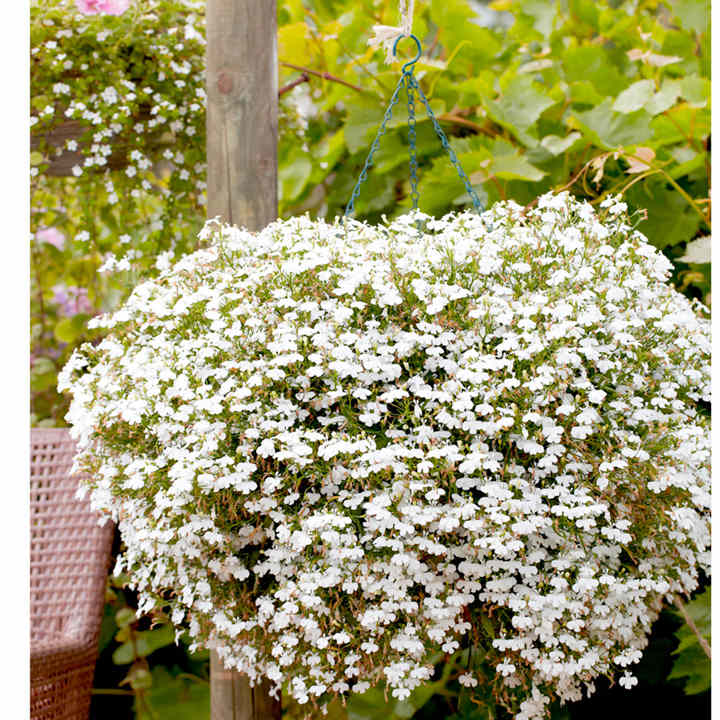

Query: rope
[368,0,416,63]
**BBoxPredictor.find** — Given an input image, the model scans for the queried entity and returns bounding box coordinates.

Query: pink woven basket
[30,429,114,720]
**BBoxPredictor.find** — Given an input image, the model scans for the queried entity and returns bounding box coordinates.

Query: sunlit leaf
[613,79,656,113]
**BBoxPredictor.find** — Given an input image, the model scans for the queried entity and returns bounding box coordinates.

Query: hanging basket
[60,186,710,717]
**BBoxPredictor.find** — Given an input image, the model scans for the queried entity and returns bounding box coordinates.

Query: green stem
[175,672,209,685]
[654,164,710,228]
[90,689,135,695]
[674,596,711,660]
[592,169,659,205]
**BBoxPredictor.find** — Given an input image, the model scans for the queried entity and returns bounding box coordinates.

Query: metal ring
[392,33,422,73]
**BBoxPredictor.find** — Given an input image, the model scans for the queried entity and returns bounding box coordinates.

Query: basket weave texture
[31,428,114,720]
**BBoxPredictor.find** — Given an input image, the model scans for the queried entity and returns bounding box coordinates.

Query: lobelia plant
[31,0,207,258]
[59,192,710,719]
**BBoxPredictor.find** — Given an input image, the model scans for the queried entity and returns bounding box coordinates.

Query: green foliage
[134,668,210,720]
[274,0,710,302]
[668,589,711,694]
[30,0,208,425]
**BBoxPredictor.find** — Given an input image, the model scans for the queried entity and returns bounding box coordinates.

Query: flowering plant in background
[60,192,710,719]
[31,0,207,257]
[52,284,93,316]
[36,227,66,249]
[30,0,209,422]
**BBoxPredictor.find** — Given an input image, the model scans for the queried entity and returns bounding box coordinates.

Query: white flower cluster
[31,0,207,266]
[60,192,711,718]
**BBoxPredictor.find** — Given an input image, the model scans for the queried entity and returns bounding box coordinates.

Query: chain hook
[344,31,487,224]
[392,34,422,75]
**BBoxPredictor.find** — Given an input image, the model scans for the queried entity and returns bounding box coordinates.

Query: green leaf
[490,154,545,182]
[112,641,135,665]
[417,148,491,215]
[53,314,90,344]
[455,73,495,107]
[97,602,119,655]
[279,149,313,204]
[481,614,495,640]
[674,588,711,637]
[667,588,711,694]
[540,132,582,156]
[127,667,153,691]
[668,644,711,693]
[484,75,556,145]
[651,106,710,147]
[135,667,210,720]
[681,74,710,107]
[568,81,605,107]
[569,0,599,29]
[668,150,705,180]
[518,0,556,36]
[626,183,702,249]
[613,80,656,114]
[347,687,400,720]
[31,94,50,111]
[115,608,136,628]
[661,30,701,74]
[645,79,682,115]
[99,205,119,236]
[563,47,628,96]
[431,0,503,63]
[571,99,653,149]
[667,0,709,34]
[344,103,385,154]
[386,98,446,133]
[309,128,346,183]
[135,624,176,658]
[112,625,176,664]
[278,22,311,65]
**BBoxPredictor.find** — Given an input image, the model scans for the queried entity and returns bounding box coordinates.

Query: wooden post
[206,1,280,719]
[206,0,278,227]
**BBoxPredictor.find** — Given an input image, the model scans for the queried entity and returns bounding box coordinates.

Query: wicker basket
[30,429,114,720]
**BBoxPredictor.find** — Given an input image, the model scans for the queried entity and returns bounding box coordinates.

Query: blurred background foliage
[30,0,709,718]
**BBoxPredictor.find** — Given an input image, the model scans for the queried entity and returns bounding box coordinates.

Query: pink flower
[75,0,131,15]
[36,227,65,250]
[52,285,93,317]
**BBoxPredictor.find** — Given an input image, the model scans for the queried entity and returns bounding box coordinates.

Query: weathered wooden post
[206,1,280,719]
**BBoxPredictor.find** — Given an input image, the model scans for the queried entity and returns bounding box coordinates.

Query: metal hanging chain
[344,34,485,219]
[407,73,485,213]
[343,72,406,220]
[406,74,420,212]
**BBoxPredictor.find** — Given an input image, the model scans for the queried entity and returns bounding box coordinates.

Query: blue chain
[407,73,485,214]
[406,76,420,212]
[344,34,485,219]
[343,74,406,220]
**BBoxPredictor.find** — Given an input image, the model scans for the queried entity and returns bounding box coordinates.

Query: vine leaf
[668,588,711,694]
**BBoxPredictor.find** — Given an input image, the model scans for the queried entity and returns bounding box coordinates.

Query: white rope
[367,0,416,64]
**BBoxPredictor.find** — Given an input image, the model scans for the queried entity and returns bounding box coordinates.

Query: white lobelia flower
[60,192,710,719]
